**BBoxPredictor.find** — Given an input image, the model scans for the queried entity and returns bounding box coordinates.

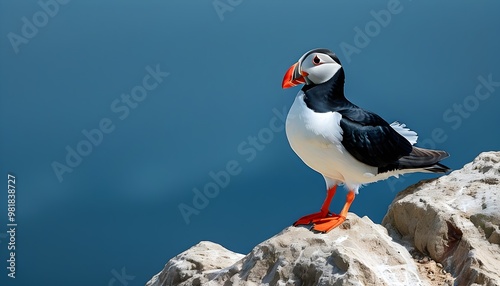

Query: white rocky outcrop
[147,215,442,286]
[146,241,245,286]
[383,151,500,285]
[147,152,500,286]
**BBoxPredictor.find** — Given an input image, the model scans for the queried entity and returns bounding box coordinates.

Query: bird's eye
[313,55,321,65]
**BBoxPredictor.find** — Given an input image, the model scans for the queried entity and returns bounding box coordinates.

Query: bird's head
[282,48,343,89]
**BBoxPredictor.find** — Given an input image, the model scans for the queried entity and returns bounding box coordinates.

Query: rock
[147,152,500,286]
[147,214,432,286]
[383,151,500,286]
[146,241,245,286]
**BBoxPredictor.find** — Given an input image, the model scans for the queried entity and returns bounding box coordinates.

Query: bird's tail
[379,147,450,174]
[422,162,450,173]
[397,147,450,173]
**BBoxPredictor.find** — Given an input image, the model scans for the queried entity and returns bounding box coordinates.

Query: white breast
[285,91,379,192]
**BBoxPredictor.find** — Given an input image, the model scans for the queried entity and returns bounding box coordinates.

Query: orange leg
[312,190,356,233]
[293,185,337,226]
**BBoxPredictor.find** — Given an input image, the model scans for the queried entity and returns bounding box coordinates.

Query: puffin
[282,48,450,233]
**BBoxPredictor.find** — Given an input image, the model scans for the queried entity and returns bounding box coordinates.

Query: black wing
[337,108,413,168]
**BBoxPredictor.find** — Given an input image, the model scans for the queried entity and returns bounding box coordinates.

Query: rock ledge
[147,152,500,286]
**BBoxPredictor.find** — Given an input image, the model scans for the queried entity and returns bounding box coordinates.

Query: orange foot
[293,189,355,233]
[311,214,346,233]
[293,211,331,226]
[293,212,346,233]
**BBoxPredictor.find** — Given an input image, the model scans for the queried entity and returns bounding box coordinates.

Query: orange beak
[282,62,307,89]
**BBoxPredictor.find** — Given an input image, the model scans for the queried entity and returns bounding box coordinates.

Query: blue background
[1,1,499,285]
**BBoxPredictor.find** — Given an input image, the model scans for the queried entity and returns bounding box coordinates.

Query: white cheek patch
[303,62,342,85]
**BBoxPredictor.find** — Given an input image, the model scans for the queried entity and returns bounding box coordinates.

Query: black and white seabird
[282,48,450,233]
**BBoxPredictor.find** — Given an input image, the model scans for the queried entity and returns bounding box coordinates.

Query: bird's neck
[302,68,354,113]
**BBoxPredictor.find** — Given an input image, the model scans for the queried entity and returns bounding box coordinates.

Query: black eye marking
[313,55,321,65]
